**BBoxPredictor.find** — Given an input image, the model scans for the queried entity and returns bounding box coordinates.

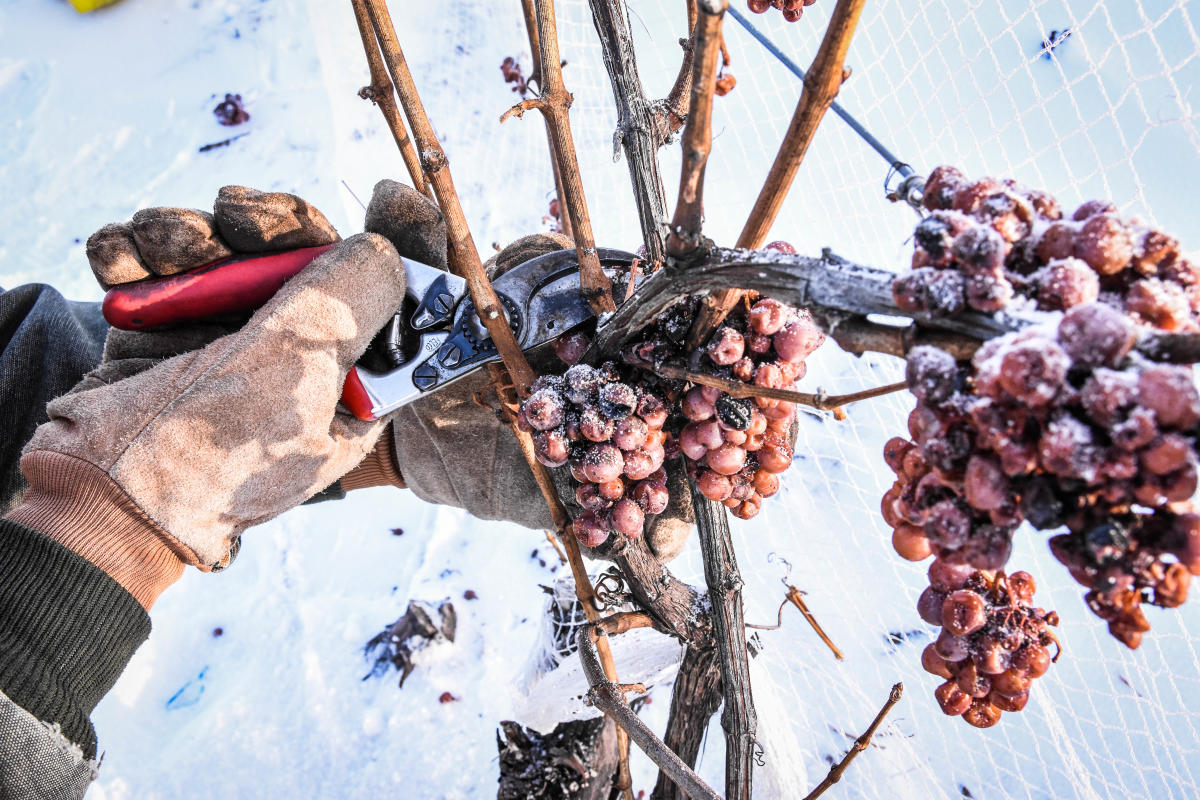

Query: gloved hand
[6,183,439,608]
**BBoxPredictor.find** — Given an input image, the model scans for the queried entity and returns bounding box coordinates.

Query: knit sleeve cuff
[6,451,188,610]
[339,426,406,491]
[0,519,151,760]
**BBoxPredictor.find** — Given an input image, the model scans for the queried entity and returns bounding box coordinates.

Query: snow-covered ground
[2,0,1199,797]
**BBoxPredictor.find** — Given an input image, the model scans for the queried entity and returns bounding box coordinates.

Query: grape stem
[745,584,845,660]
[502,0,617,317]
[631,358,909,412]
[802,682,905,800]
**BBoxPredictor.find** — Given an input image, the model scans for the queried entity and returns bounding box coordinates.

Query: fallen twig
[803,683,904,800]
[197,131,249,153]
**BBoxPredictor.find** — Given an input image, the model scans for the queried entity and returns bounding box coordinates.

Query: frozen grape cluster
[677,299,824,519]
[519,363,672,548]
[919,562,1059,728]
[895,166,1198,331]
[625,291,825,520]
[882,302,1200,650]
[746,0,817,22]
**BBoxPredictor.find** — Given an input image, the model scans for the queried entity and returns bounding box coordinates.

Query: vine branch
[362,0,535,392]
[803,683,904,800]
[350,0,430,198]
[505,0,617,316]
[689,0,868,348]
[578,626,722,800]
[666,0,728,260]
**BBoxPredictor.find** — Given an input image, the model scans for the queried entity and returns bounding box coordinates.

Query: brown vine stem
[633,359,908,413]
[665,0,728,260]
[803,682,904,800]
[654,0,700,143]
[688,0,868,349]
[519,0,574,241]
[350,0,430,198]
[691,482,757,800]
[362,0,535,393]
[650,647,721,800]
[502,0,616,316]
[588,0,671,268]
[577,626,723,800]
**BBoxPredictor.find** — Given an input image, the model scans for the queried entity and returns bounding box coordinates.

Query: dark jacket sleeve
[0,519,150,799]
[0,285,107,516]
[0,286,137,798]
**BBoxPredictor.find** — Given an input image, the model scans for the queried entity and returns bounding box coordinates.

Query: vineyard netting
[458,1,1200,797]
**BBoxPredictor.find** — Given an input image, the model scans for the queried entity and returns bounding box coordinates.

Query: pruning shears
[102,244,637,421]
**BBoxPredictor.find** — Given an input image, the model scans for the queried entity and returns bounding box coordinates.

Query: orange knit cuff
[340,428,406,491]
[5,452,189,611]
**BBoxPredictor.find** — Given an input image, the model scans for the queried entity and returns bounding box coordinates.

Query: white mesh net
[428,1,1200,797]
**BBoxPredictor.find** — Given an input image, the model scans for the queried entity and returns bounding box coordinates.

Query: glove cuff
[5,452,189,610]
[339,426,406,491]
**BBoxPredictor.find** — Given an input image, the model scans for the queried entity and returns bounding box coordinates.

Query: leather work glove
[6,184,438,609]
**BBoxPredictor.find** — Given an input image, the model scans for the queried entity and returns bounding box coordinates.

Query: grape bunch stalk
[918,561,1059,728]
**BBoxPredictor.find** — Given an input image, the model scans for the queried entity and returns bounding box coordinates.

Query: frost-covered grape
[962,700,1002,728]
[631,480,669,514]
[1075,214,1133,275]
[610,498,644,538]
[533,429,569,467]
[563,364,605,405]
[749,297,789,335]
[707,327,745,366]
[612,416,649,451]
[580,407,615,442]
[553,331,590,365]
[893,524,932,561]
[923,166,966,211]
[682,385,716,421]
[893,267,966,315]
[1138,365,1200,429]
[524,389,565,430]
[1034,258,1099,310]
[757,433,792,473]
[951,225,1006,276]
[715,395,754,430]
[598,382,637,419]
[1057,302,1136,369]
[942,590,988,636]
[773,311,825,362]
[697,469,733,501]
[706,443,747,476]
[574,512,609,547]
[582,443,624,483]
[905,345,958,405]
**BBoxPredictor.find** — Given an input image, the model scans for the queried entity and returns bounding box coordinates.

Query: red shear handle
[339,367,377,422]
[101,244,336,330]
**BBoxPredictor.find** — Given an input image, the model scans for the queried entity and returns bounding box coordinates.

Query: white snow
[2,0,1199,798]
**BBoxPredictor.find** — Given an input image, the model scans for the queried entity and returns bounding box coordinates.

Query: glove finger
[246,231,406,379]
[484,232,573,280]
[363,179,448,270]
[213,186,340,252]
[85,222,152,288]
[130,207,235,276]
